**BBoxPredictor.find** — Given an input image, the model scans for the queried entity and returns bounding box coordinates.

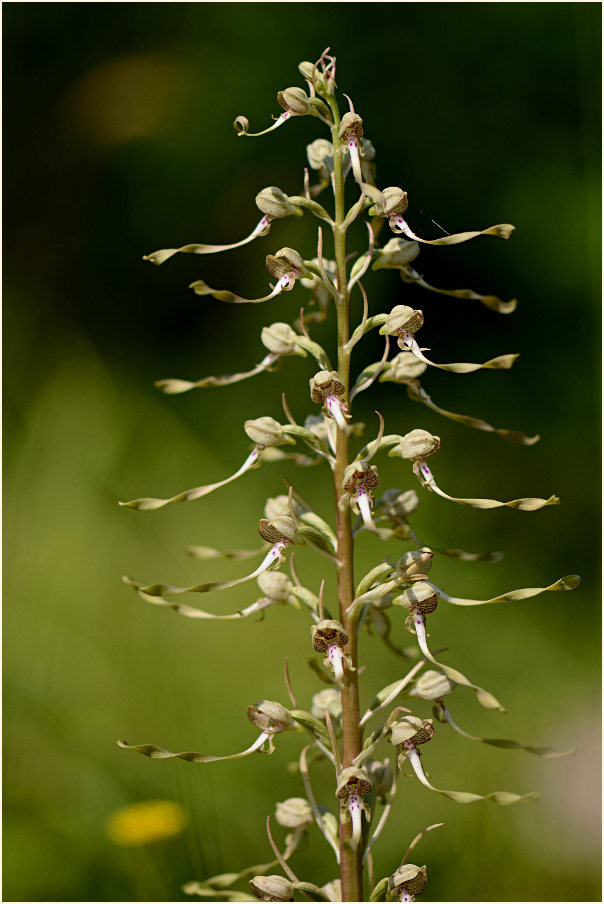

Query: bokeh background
[3,3,601,902]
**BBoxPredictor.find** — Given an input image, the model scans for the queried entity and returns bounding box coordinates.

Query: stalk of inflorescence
[327,89,364,902]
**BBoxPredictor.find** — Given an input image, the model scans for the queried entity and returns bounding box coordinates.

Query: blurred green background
[3,3,601,902]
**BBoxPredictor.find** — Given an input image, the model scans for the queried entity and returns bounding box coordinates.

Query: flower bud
[312,619,349,653]
[379,305,424,337]
[247,701,294,734]
[310,370,345,404]
[277,86,311,115]
[391,429,440,460]
[258,516,300,545]
[255,187,303,219]
[311,688,342,721]
[265,247,308,279]
[373,236,420,270]
[244,416,290,448]
[257,571,293,601]
[261,322,302,356]
[390,716,434,747]
[307,138,334,172]
[249,875,295,902]
[395,581,440,615]
[411,670,456,701]
[382,352,427,383]
[388,864,428,899]
[275,797,313,829]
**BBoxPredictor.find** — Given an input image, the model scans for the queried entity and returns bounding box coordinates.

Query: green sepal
[293,882,332,901]
[289,710,331,748]
[282,424,330,454]
[293,334,333,370]
[299,512,338,554]
[286,195,334,223]
[356,563,394,599]
[369,877,389,902]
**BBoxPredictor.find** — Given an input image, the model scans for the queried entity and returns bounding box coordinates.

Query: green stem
[328,92,364,903]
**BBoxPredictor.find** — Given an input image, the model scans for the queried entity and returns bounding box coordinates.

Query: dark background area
[3,3,601,902]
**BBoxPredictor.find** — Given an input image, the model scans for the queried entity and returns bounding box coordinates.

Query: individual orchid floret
[233,107,296,139]
[387,864,428,903]
[391,715,538,806]
[390,715,435,766]
[378,304,425,344]
[392,325,519,374]
[247,699,296,735]
[118,700,295,767]
[335,766,372,848]
[373,236,516,315]
[342,460,380,532]
[189,247,308,305]
[368,186,410,231]
[367,187,515,245]
[414,671,576,759]
[393,583,505,712]
[119,446,262,511]
[339,111,365,184]
[257,515,302,570]
[310,370,349,430]
[312,619,352,684]
[142,213,273,266]
[405,380,539,445]
[265,247,310,288]
[413,456,560,512]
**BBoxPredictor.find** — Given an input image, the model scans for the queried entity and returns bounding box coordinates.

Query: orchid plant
[119,49,580,903]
